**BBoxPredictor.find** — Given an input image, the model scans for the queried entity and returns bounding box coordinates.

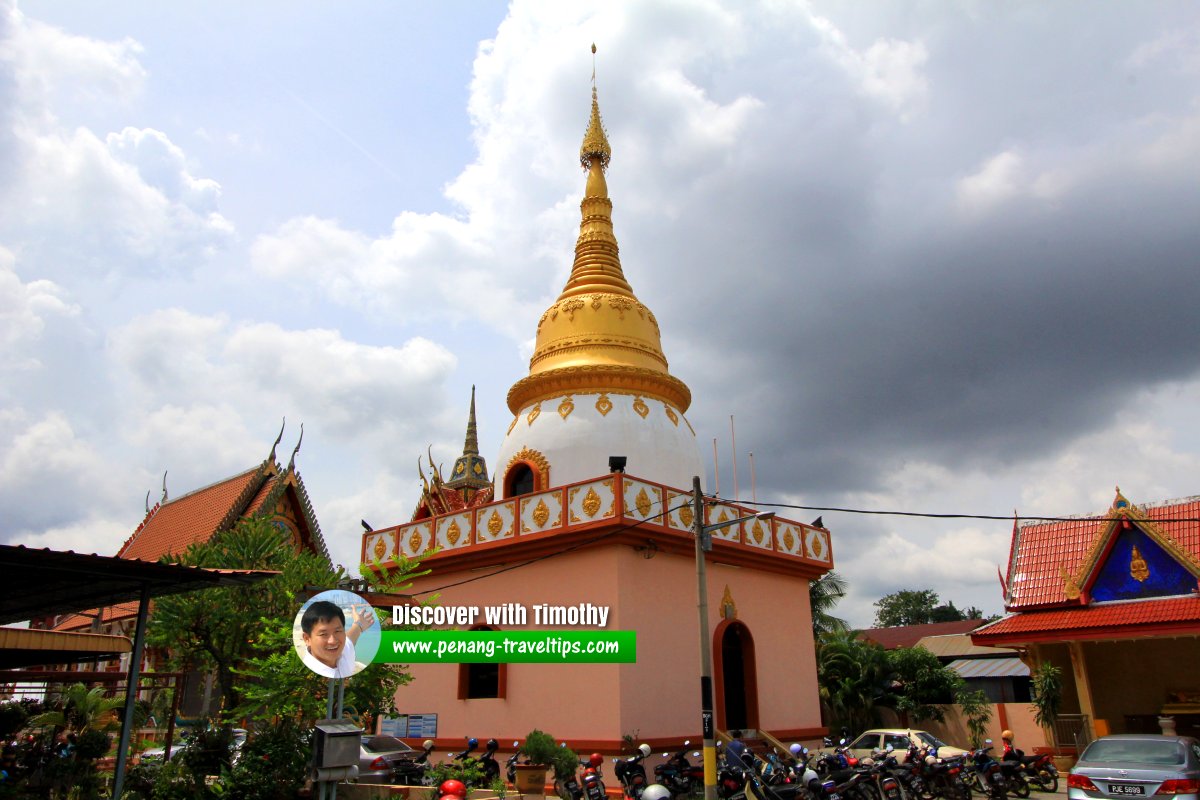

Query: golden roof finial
[504,51,692,416]
[580,44,611,170]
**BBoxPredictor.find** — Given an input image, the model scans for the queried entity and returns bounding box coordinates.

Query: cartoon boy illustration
[299,599,377,678]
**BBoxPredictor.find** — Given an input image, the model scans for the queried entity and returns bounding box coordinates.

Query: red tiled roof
[1007,495,1200,609]
[858,619,985,650]
[973,596,1200,644]
[117,467,264,561]
[54,602,140,632]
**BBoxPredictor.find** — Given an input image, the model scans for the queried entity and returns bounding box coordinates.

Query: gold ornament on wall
[678,504,694,528]
[409,530,423,553]
[558,396,575,420]
[632,396,650,419]
[721,585,738,619]
[665,406,679,426]
[1130,545,1150,582]
[446,520,462,546]
[507,417,518,435]
[595,393,613,417]
[473,462,483,475]
[782,529,795,552]
[533,498,550,528]
[526,402,541,426]
[635,488,652,517]
[752,521,765,545]
[582,486,602,518]
[373,537,388,560]
[1061,566,1081,600]
[487,510,503,536]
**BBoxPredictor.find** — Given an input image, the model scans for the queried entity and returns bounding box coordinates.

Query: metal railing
[1053,714,1092,751]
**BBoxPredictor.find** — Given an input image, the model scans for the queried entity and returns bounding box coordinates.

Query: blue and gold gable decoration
[1082,490,1200,603]
[446,386,491,492]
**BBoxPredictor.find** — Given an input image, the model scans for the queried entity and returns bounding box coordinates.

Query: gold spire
[507,56,691,415]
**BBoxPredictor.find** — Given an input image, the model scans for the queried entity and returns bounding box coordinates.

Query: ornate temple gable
[1005,489,1200,611]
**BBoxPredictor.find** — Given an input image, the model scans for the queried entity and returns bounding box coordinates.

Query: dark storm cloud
[609,3,1200,502]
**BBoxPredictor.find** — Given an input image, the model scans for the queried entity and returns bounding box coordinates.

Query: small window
[884,734,911,751]
[849,734,878,751]
[457,625,506,700]
[506,464,535,498]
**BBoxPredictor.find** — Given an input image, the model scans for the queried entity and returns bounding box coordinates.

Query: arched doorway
[714,619,759,732]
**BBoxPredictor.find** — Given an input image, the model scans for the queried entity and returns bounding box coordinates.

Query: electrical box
[313,719,361,769]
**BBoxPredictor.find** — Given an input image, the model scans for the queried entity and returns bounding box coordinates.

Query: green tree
[1030,662,1063,731]
[809,570,849,637]
[817,630,894,733]
[29,683,127,733]
[886,646,962,724]
[233,555,430,727]
[874,589,941,627]
[956,687,993,748]
[148,517,340,716]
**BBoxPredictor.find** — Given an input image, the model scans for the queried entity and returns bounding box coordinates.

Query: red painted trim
[973,618,1200,645]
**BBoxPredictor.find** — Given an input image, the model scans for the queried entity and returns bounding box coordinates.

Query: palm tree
[817,630,895,734]
[810,570,850,637]
[30,683,125,733]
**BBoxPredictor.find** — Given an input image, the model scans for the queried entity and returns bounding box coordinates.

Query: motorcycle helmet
[788,743,804,758]
[423,740,435,750]
[487,739,499,750]
[467,738,479,749]
[860,757,874,767]
[590,753,604,768]
[1001,730,1014,742]
[440,780,467,798]
[925,756,938,766]
[638,743,652,758]
[641,785,672,800]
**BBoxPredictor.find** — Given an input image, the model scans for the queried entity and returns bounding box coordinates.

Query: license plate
[1107,784,1144,796]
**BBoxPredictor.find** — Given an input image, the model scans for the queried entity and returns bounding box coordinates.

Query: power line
[711,495,1200,524]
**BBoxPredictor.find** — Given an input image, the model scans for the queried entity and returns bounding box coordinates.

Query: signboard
[379,714,438,738]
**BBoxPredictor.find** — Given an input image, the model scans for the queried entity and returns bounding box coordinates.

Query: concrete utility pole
[692,476,718,800]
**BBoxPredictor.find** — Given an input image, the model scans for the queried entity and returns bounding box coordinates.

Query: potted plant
[514,730,577,796]
[1030,663,1071,771]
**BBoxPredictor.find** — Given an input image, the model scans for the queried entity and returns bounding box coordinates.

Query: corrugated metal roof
[948,657,1030,679]
[917,632,1019,658]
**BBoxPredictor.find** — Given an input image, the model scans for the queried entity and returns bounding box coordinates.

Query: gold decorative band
[507,365,691,414]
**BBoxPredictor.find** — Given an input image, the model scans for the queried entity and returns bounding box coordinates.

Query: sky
[2,1,1199,628]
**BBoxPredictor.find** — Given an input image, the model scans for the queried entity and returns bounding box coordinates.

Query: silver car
[1069,735,1200,800]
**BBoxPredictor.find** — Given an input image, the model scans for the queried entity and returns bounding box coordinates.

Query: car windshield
[364,736,414,753]
[1083,740,1184,766]
[917,733,948,749]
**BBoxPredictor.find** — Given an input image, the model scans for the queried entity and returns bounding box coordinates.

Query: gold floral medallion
[532,498,550,528]
[595,393,613,417]
[558,396,575,420]
[446,520,461,546]
[526,402,541,426]
[487,510,503,536]
[409,530,423,553]
[632,396,650,419]
[635,488,652,517]
[678,504,694,528]
[782,529,795,552]
[665,406,679,426]
[373,537,388,560]
[582,487,602,518]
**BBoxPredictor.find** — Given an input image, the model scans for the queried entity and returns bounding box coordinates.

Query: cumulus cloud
[0,246,79,368]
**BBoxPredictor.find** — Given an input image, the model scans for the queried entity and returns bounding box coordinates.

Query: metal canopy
[0,543,278,799]
[0,627,132,669]
[0,543,277,625]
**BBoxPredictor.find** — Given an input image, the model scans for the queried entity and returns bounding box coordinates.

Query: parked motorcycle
[964,743,1007,800]
[656,741,704,798]
[1004,749,1057,794]
[615,744,654,800]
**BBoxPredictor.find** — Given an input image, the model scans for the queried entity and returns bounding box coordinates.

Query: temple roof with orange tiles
[54,427,328,632]
[973,490,1200,645]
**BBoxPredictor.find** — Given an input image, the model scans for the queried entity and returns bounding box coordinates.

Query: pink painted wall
[390,540,823,743]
